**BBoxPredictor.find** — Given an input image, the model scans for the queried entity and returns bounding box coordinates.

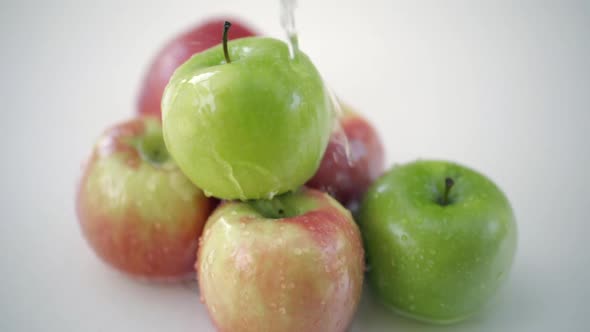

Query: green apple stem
[223,21,232,64]
[441,177,454,206]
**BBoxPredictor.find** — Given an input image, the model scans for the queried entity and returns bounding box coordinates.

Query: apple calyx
[222,21,232,64]
[439,177,455,206]
[134,129,169,166]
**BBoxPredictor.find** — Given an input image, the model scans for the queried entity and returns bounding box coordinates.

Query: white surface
[1,0,588,331]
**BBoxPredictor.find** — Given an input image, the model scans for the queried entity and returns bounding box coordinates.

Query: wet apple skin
[197,188,364,332]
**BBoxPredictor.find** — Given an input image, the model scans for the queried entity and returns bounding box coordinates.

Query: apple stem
[223,21,232,64]
[441,177,454,206]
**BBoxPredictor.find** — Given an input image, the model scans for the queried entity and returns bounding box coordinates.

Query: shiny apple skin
[162,37,333,200]
[359,160,517,323]
[307,106,385,209]
[197,188,364,332]
[76,117,215,280]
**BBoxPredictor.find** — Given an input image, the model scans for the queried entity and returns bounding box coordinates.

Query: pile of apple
[76,18,517,331]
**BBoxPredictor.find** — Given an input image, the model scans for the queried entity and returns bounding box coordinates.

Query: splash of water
[280,0,299,58]
[280,0,352,166]
[326,87,353,166]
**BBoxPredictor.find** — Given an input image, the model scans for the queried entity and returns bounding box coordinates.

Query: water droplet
[288,282,295,289]
[207,250,215,264]
[409,294,415,301]
[429,249,436,255]
[294,248,302,255]
[401,234,408,241]
[410,305,416,310]
[279,307,286,315]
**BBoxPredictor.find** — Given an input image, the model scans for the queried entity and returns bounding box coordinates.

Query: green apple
[197,188,365,332]
[162,22,333,200]
[359,160,517,323]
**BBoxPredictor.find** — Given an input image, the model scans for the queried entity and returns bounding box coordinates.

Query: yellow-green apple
[162,22,333,200]
[137,18,257,118]
[307,104,384,209]
[76,117,215,280]
[197,187,364,332]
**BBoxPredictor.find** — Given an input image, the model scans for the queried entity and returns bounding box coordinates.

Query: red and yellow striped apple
[197,188,364,332]
[76,117,215,280]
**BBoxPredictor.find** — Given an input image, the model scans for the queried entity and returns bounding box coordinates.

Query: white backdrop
[1,0,588,331]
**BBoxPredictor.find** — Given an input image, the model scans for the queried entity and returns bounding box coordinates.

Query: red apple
[197,188,364,332]
[76,117,215,280]
[137,18,258,118]
[306,104,385,209]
